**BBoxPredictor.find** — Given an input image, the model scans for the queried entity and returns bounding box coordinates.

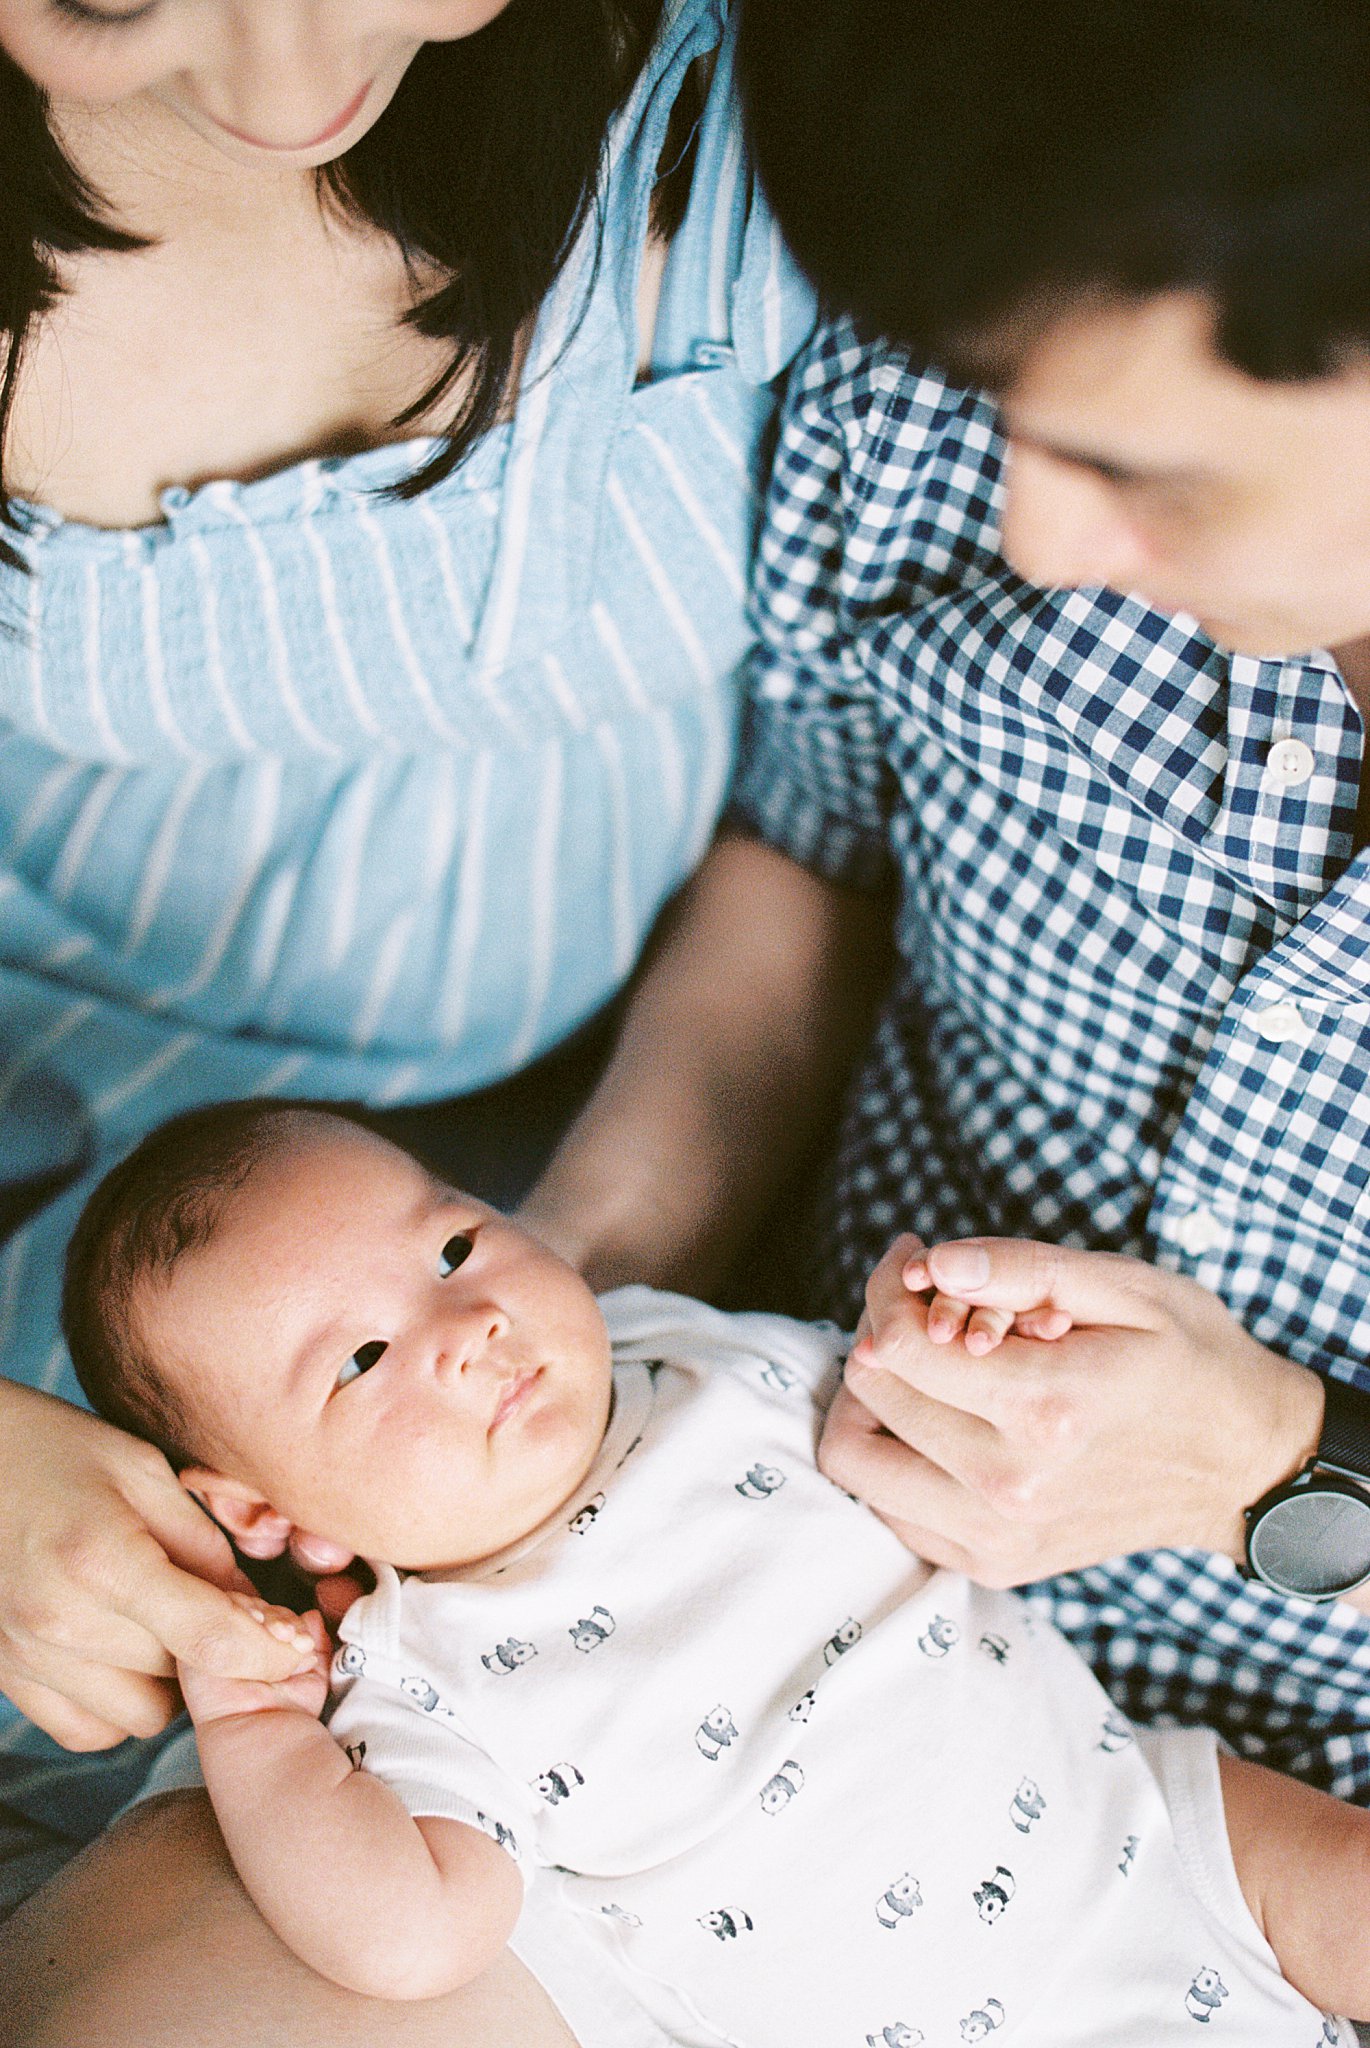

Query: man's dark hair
[739,0,1370,382]
[63,1099,341,1470]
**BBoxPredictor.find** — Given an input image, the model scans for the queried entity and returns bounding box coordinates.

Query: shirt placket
[1149,652,1370,1284]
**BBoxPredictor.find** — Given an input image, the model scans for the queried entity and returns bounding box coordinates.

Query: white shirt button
[1265,737,1315,787]
[1251,1000,1312,1045]
[1176,1206,1226,1257]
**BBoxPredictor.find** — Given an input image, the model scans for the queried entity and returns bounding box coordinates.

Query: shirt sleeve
[729,323,1009,889]
[727,323,900,888]
[327,1652,541,1887]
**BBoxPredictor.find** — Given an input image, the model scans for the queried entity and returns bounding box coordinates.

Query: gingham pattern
[731,322,1370,1800]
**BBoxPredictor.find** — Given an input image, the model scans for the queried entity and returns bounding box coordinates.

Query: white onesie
[328,1288,1352,2048]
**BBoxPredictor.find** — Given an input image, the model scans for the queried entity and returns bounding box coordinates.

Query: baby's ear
[180,1468,293,1559]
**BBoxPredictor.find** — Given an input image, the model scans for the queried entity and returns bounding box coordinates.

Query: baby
[63,1101,1367,2047]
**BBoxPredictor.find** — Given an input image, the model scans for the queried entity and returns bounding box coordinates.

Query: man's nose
[1000,441,1150,593]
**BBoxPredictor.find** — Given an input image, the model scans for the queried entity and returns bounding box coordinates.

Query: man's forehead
[985,288,1370,480]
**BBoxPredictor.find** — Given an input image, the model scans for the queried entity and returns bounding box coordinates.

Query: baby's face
[136,1120,613,1569]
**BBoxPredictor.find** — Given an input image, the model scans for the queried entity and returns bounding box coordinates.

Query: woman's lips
[211,80,373,153]
[491,1368,542,1434]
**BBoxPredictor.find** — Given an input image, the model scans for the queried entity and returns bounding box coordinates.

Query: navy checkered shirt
[730,321,1370,1801]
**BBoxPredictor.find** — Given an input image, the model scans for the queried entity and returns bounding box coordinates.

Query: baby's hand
[854,1235,1075,1365]
[178,1600,329,1727]
[903,1244,1075,1355]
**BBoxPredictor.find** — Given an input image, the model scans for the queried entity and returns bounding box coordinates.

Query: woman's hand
[0,1379,332,1750]
[821,1235,1327,1585]
[178,1604,330,1729]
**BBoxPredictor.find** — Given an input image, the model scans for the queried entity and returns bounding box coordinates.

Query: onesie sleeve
[327,1646,541,1886]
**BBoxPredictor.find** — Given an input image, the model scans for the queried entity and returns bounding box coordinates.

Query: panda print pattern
[874,1874,923,1929]
[533,1763,585,1806]
[569,1494,605,1535]
[735,1462,787,1499]
[568,1606,615,1652]
[1185,1970,1228,2023]
[698,1908,754,1940]
[824,1618,862,1664]
[960,1998,1006,2042]
[758,1761,805,1815]
[972,1868,1015,1925]
[695,1707,739,1761]
[481,1637,537,1675]
[1009,1779,1045,1833]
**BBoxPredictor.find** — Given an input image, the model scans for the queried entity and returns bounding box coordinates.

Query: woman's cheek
[0,21,173,108]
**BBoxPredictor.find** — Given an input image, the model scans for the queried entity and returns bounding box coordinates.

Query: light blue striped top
[0,0,813,1834]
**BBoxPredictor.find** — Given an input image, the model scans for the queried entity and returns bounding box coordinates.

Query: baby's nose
[434,1304,511,1375]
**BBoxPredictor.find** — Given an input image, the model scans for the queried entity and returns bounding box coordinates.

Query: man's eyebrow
[1005,428,1209,490]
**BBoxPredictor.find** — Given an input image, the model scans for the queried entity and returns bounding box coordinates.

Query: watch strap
[1315,1373,1370,1483]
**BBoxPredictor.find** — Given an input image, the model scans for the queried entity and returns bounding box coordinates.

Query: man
[731,0,1370,1795]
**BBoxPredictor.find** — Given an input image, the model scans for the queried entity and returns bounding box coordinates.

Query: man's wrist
[1216,1354,1326,1565]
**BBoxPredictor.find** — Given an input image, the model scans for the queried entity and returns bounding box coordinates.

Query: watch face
[1248,1485,1370,1599]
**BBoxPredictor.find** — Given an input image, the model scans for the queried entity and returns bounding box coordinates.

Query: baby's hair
[63,1099,361,1471]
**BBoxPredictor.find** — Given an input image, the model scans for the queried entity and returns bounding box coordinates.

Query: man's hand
[820,1235,1327,1586]
[0,1379,333,1749]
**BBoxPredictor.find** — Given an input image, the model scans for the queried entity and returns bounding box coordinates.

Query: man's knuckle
[1024,1390,1078,1454]
[981,1464,1043,1519]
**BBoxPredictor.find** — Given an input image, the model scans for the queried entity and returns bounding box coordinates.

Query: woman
[0,3,864,2038]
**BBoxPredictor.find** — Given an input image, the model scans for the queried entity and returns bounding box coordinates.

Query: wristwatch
[1244,1375,1370,1601]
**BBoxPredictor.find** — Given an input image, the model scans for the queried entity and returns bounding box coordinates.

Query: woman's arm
[519,829,890,1295]
[182,1622,522,2002]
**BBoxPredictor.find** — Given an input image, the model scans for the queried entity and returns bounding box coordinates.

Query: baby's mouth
[490,1367,542,1434]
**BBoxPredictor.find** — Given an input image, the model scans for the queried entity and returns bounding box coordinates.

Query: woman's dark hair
[0,0,698,573]
[739,0,1370,385]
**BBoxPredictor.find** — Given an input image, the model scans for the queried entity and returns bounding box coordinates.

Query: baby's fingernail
[930,1244,990,1289]
[902,1259,930,1289]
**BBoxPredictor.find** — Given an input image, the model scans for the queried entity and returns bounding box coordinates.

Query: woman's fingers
[112,1526,322,1685]
[0,1653,180,1747]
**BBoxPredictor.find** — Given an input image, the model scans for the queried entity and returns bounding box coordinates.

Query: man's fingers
[842,1357,998,1483]
[820,1388,998,1545]
[114,1530,321,1681]
[923,1239,1160,1328]
[0,1662,176,1750]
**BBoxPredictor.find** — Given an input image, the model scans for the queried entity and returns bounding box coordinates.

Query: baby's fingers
[225,1591,318,1667]
[963,1306,1015,1356]
[1014,1306,1074,1342]
[925,1293,972,1345]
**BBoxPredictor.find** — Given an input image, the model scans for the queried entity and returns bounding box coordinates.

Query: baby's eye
[337,1340,386,1389]
[439,1233,474,1277]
